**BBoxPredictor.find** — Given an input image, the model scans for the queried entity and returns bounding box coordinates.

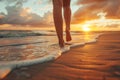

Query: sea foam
[0,32,103,79]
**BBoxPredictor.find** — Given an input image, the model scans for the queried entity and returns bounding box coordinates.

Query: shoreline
[0,32,102,79]
[3,33,120,80]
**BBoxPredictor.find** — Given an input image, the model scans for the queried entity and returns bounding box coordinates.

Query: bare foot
[66,29,72,42]
[59,40,65,48]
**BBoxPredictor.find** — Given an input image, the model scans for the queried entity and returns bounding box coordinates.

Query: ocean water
[0,30,102,79]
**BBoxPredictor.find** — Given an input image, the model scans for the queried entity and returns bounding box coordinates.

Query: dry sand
[2,32,120,80]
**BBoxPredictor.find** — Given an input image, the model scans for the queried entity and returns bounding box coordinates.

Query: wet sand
[2,32,120,80]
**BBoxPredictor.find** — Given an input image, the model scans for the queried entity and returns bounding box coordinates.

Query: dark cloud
[72,0,120,24]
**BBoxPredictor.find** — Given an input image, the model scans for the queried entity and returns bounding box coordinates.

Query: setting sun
[82,24,91,32]
[83,27,91,32]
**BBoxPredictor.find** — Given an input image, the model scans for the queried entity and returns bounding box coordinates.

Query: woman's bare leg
[52,0,64,48]
[63,0,72,42]
[64,6,72,42]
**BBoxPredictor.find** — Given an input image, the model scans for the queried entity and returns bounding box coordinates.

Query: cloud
[0,0,28,4]
[76,0,106,4]
[72,0,120,24]
[0,2,53,27]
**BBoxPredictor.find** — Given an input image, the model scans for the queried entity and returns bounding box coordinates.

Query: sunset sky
[0,0,120,31]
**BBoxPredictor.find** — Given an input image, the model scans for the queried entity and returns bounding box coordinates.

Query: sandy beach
[2,32,120,80]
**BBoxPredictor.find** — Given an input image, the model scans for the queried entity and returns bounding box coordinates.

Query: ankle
[59,39,65,48]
